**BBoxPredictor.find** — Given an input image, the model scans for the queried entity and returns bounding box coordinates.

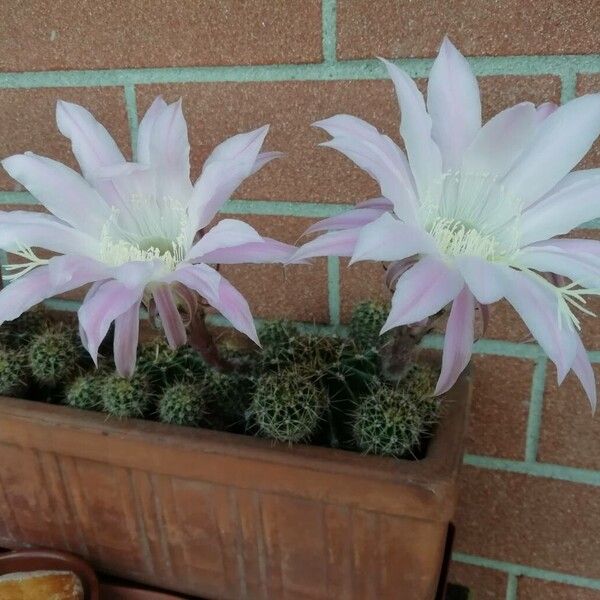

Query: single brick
[136,76,560,204]
[0,87,129,190]
[538,363,600,471]
[448,562,508,600]
[337,0,600,59]
[467,356,533,460]
[455,466,600,578]
[0,1,322,72]
[518,578,600,599]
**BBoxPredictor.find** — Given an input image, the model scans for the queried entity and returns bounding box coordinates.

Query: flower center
[99,200,188,270]
[428,217,499,260]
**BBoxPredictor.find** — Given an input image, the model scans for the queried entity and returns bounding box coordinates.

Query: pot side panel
[0,440,448,599]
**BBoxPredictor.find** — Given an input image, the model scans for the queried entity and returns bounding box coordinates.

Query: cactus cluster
[28,324,79,387]
[0,346,27,396]
[352,381,438,458]
[159,382,206,426]
[65,374,104,411]
[249,367,328,443]
[0,300,445,459]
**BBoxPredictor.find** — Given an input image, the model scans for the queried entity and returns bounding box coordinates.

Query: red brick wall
[1,2,599,598]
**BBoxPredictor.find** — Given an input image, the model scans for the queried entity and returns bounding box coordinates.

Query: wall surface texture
[1,1,600,598]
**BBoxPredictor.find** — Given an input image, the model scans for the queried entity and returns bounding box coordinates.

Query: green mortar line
[560,70,578,103]
[463,454,600,487]
[453,552,600,591]
[588,350,600,363]
[327,256,341,326]
[221,199,351,218]
[505,574,518,600]
[123,84,139,157]
[524,357,548,463]
[0,54,599,89]
[421,334,544,359]
[322,0,337,63]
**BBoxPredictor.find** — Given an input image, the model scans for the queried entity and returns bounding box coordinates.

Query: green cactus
[28,324,79,387]
[137,340,207,388]
[249,368,328,443]
[349,301,389,351]
[0,345,27,396]
[65,373,104,411]
[400,363,439,408]
[352,380,438,458]
[159,382,206,426]
[101,373,150,419]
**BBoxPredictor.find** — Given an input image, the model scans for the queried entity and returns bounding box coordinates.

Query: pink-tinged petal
[385,258,417,289]
[305,208,386,235]
[1,153,110,236]
[462,102,537,179]
[214,276,260,345]
[535,102,558,122]
[90,163,160,226]
[167,264,258,344]
[0,211,101,257]
[454,256,508,304]
[291,228,361,262]
[520,170,600,245]
[0,267,53,323]
[356,196,394,210]
[136,96,168,164]
[111,260,165,289]
[113,300,142,378]
[502,268,577,382]
[351,212,438,264]
[427,37,482,171]
[529,238,600,257]
[517,246,600,288]
[47,255,110,288]
[56,100,125,179]
[381,257,464,333]
[186,218,263,262]
[0,253,109,324]
[380,58,443,202]
[147,99,192,200]
[188,126,270,232]
[571,336,597,411]
[250,151,284,175]
[435,286,475,395]
[194,237,296,265]
[78,280,143,366]
[314,114,418,220]
[503,93,600,207]
[153,284,187,349]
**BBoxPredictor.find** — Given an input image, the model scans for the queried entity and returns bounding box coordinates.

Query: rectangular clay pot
[0,374,471,600]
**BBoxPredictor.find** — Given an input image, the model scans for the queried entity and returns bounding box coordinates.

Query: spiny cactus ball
[101,374,150,419]
[28,324,79,387]
[352,382,436,458]
[249,369,327,443]
[0,346,27,396]
[137,340,207,387]
[159,382,206,426]
[65,374,104,411]
[349,301,389,351]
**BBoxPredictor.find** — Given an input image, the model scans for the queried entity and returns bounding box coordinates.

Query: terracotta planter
[0,374,470,600]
